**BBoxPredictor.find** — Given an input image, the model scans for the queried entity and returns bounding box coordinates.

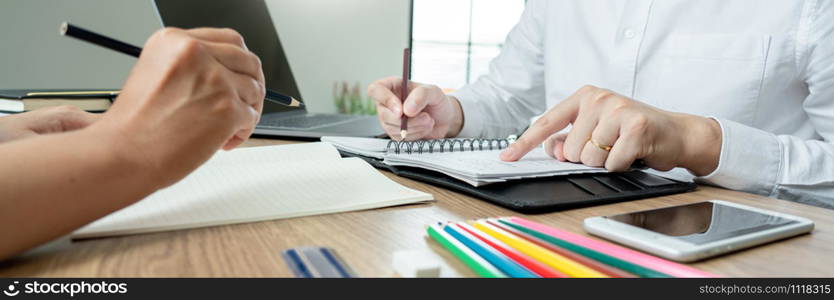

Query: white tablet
[583,200,814,262]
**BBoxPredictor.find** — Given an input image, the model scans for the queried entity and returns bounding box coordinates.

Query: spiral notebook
[321,136,606,187]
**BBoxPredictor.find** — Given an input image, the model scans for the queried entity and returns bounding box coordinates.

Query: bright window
[411,0,526,90]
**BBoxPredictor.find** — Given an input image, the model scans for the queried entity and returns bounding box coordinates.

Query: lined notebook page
[385,147,603,178]
[73,143,433,239]
[321,137,606,186]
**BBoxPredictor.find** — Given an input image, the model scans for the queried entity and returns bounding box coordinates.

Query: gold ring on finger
[588,139,613,152]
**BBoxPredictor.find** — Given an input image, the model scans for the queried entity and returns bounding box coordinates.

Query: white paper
[73,143,433,239]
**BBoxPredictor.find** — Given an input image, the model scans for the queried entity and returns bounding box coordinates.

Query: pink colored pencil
[507,217,718,278]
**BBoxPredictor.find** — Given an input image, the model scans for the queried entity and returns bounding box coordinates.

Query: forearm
[0,126,160,260]
[450,82,544,138]
[697,118,834,206]
[447,0,547,138]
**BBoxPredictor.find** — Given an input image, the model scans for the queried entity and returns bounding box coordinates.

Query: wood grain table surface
[1,138,830,277]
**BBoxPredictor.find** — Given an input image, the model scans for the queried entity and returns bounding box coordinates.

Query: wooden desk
[1,138,831,277]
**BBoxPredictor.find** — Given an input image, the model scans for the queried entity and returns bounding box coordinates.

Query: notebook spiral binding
[385,136,517,154]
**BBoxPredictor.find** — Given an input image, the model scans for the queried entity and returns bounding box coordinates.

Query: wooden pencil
[400,48,410,140]
[60,22,302,108]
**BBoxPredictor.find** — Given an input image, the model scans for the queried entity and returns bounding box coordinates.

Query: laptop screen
[153,0,303,114]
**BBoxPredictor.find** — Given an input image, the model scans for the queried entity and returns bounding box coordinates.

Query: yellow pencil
[471,220,609,278]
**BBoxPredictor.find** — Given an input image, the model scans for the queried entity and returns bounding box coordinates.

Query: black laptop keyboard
[259,113,360,129]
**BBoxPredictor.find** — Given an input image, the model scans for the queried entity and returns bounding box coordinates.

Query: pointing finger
[500,96,581,161]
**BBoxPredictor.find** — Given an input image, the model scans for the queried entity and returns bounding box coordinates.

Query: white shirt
[451,0,834,208]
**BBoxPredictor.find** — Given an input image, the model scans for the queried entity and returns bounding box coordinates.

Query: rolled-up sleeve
[699,1,834,208]
[450,0,548,138]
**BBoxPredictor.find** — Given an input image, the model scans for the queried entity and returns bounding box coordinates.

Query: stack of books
[426,217,717,278]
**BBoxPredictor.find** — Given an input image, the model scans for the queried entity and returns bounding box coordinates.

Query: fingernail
[500,147,516,161]
[404,102,415,115]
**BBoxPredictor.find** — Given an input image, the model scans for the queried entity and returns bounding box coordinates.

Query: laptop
[153,0,386,138]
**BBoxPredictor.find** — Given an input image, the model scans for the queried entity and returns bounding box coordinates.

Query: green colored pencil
[426,224,507,278]
[497,219,673,278]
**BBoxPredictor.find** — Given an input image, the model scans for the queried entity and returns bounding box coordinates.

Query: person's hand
[0,106,101,143]
[367,77,463,140]
[93,27,265,187]
[500,85,722,176]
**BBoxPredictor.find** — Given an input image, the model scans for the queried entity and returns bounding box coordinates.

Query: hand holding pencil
[79,27,266,187]
[61,22,302,108]
[367,57,465,141]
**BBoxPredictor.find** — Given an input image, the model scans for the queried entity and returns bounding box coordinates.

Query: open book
[72,143,434,239]
[321,136,606,187]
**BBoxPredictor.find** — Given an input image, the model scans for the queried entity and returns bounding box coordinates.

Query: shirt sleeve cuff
[449,87,485,138]
[697,117,781,196]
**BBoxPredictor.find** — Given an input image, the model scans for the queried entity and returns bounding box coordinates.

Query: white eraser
[392,250,442,278]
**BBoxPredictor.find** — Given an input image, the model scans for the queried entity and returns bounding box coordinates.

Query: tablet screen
[607,202,798,245]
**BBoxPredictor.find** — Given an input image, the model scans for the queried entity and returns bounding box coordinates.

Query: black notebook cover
[0,89,119,99]
[340,150,697,213]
